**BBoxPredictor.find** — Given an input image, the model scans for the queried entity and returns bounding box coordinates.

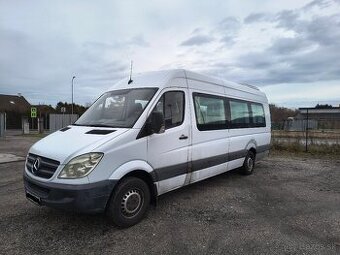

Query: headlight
[58,153,103,179]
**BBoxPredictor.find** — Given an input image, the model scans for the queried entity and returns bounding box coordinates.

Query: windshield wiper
[85,124,116,128]
[73,123,116,128]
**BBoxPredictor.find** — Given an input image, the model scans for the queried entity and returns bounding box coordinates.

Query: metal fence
[271,118,340,152]
[0,112,6,137]
[49,114,78,132]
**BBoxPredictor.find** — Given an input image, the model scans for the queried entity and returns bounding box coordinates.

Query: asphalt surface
[0,134,339,255]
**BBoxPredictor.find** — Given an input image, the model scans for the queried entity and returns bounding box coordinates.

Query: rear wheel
[106,177,150,228]
[241,150,255,175]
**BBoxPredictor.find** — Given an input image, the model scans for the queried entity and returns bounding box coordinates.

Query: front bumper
[23,173,117,213]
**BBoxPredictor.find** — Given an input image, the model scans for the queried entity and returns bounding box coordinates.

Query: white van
[24,69,271,227]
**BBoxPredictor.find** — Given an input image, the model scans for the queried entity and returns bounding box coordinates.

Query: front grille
[26,153,60,179]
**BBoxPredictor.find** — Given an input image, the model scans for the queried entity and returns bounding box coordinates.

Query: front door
[147,89,190,195]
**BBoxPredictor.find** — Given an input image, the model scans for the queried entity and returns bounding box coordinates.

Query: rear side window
[251,103,266,127]
[153,91,185,129]
[193,93,228,131]
[230,100,250,128]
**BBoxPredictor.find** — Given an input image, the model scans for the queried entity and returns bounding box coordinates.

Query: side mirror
[148,111,165,134]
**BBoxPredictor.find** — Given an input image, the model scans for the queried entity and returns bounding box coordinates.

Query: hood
[29,126,129,164]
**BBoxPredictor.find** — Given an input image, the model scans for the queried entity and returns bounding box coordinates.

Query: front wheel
[241,151,255,175]
[106,177,150,228]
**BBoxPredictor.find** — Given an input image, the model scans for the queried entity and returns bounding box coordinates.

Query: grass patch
[271,140,340,156]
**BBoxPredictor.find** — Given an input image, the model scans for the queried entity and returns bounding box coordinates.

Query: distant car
[24,69,271,227]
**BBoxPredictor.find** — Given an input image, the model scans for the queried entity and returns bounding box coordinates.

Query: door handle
[179,134,188,140]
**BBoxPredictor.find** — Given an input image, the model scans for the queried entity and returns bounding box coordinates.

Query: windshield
[75,88,158,128]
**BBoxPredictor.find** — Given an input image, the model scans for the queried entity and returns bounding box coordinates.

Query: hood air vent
[60,127,71,132]
[85,129,115,135]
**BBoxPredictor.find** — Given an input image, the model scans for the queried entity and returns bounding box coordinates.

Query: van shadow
[28,168,243,233]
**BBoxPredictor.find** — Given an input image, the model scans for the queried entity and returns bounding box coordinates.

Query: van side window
[153,91,185,129]
[251,103,266,127]
[193,93,228,131]
[229,100,250,128]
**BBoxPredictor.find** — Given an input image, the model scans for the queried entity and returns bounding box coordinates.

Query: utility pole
[71,76,76,115]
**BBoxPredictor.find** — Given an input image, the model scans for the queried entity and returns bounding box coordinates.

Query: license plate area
[26,191,41,206]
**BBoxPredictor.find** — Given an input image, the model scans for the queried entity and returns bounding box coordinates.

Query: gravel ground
[0,134,339,255]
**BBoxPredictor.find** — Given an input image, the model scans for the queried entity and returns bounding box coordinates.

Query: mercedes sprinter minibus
[24,69,271,227]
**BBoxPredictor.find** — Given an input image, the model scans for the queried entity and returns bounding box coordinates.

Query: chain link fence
[271,118,340,153]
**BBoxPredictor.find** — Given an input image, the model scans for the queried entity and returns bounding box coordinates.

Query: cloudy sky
[1,0,340,108]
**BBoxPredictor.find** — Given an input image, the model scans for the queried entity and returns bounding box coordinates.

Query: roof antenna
[128,60,133,84]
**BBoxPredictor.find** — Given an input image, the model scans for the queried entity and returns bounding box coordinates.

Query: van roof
[109,69,265,97]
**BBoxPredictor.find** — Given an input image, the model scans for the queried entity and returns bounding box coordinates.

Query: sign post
[31,107,37,118]
[30,107,37,130]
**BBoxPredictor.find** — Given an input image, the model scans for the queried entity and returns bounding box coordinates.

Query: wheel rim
[120,189,143,218]
[247,157,254,171]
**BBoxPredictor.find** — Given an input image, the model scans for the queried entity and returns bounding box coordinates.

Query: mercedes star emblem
[32,157,41,174]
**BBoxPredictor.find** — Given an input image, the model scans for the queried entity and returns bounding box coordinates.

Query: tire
[241,150,255,175]
[106,177,150,228]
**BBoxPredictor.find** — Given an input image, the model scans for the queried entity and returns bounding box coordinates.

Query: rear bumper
[23,173,117,213]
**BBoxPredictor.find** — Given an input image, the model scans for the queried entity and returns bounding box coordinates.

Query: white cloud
[262,80,340,108]
[0,0,340,108]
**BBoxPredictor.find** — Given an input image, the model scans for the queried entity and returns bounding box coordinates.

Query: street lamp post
[71,76,76,115]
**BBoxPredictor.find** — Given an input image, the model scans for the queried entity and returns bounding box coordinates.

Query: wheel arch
[123,170,158,205]
[108,160,158,206]
[245,139,257,156]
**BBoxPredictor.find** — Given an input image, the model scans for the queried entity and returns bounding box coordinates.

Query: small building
[0,94,31,129]
[297,107,340,120]
[295,106,340,130]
